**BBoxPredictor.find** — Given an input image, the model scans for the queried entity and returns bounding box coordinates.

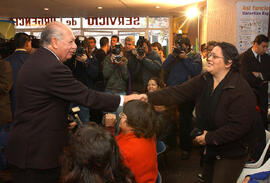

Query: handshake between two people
[123,94,148,104]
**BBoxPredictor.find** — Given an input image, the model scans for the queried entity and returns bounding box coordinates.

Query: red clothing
[116,132,158,183]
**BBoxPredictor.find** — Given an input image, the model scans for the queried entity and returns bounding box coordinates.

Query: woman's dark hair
[60,123,135,183]
[148,77,165,90]
[123,100,157,138]
[216,42,240,72]
[207,41,217,51]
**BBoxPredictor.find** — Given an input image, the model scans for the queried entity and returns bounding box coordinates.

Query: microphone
[68,106,83,127]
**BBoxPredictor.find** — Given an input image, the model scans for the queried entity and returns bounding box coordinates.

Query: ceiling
[0,0,206,18]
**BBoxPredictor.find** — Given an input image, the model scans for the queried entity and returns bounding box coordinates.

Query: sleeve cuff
[119,95,124,106]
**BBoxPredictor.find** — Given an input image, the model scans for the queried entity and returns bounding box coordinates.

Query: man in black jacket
[128,37,162,93]
[240,34,270,129]
[65,36,99,123]
[91,37,110,123]
[6,22,135,183]
[6,33,31,117]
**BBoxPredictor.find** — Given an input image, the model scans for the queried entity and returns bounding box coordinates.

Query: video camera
[136,36,145,56]
[111,42,122,63]
[173,34,186,55]
[67,106,83,132]
[75,36,87,57]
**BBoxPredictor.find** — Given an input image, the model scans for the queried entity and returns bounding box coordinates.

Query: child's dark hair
[148,77,165,89]
[123,100,157,138]
[60,123,135,183]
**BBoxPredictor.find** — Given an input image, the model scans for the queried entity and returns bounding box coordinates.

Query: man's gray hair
[125,36,135,44]
[40,22,64,47]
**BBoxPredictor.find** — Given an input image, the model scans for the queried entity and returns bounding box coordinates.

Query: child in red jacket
[116,100,158,183]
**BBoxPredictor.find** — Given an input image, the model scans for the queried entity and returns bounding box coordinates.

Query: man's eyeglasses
[208,52,224,59]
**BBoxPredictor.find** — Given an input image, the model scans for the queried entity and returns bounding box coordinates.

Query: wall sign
[236,2,270,53]
[11,17,146,29]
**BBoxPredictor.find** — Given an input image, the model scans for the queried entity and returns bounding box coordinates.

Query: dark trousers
[257,83,269,129]
[178,102,194,152]
[89,109,103,124]
[203,154,248,183]
[10,164,60,183]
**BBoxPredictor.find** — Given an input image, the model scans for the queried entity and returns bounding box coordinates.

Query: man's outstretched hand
[123,94,149,103]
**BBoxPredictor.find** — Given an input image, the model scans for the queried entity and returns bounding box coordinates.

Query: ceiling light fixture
[44,8,49,11]
[186,7,200,19]
[97,6,103,10]
[155,6,160,8]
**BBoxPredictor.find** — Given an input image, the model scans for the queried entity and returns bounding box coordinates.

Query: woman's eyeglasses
[208,52,224,59]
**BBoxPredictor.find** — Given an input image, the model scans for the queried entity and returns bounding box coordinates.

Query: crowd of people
[0,21,270,183]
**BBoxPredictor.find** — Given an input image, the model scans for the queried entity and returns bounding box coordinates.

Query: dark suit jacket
[240,48,270,119]
[0,60,12,124]
[6,50,30,117]
[94,48,107,91]
[6,47,120,169]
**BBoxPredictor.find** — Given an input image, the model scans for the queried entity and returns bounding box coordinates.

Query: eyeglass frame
[207,52,224,59]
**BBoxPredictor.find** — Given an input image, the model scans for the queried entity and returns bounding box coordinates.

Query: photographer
[65,36,99,123]
[128,37,162,93]
[162,37,202,160]
[163,37,202,86]
[103,42,129,95]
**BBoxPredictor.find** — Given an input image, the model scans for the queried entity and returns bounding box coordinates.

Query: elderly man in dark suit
[6,22,137,183]
[240,34,270,129]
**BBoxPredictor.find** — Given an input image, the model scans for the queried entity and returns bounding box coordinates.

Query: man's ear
[24,41,31,52]
[50,37,58,49]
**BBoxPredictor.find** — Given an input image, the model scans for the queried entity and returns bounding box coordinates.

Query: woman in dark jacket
[139,42,258,183]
